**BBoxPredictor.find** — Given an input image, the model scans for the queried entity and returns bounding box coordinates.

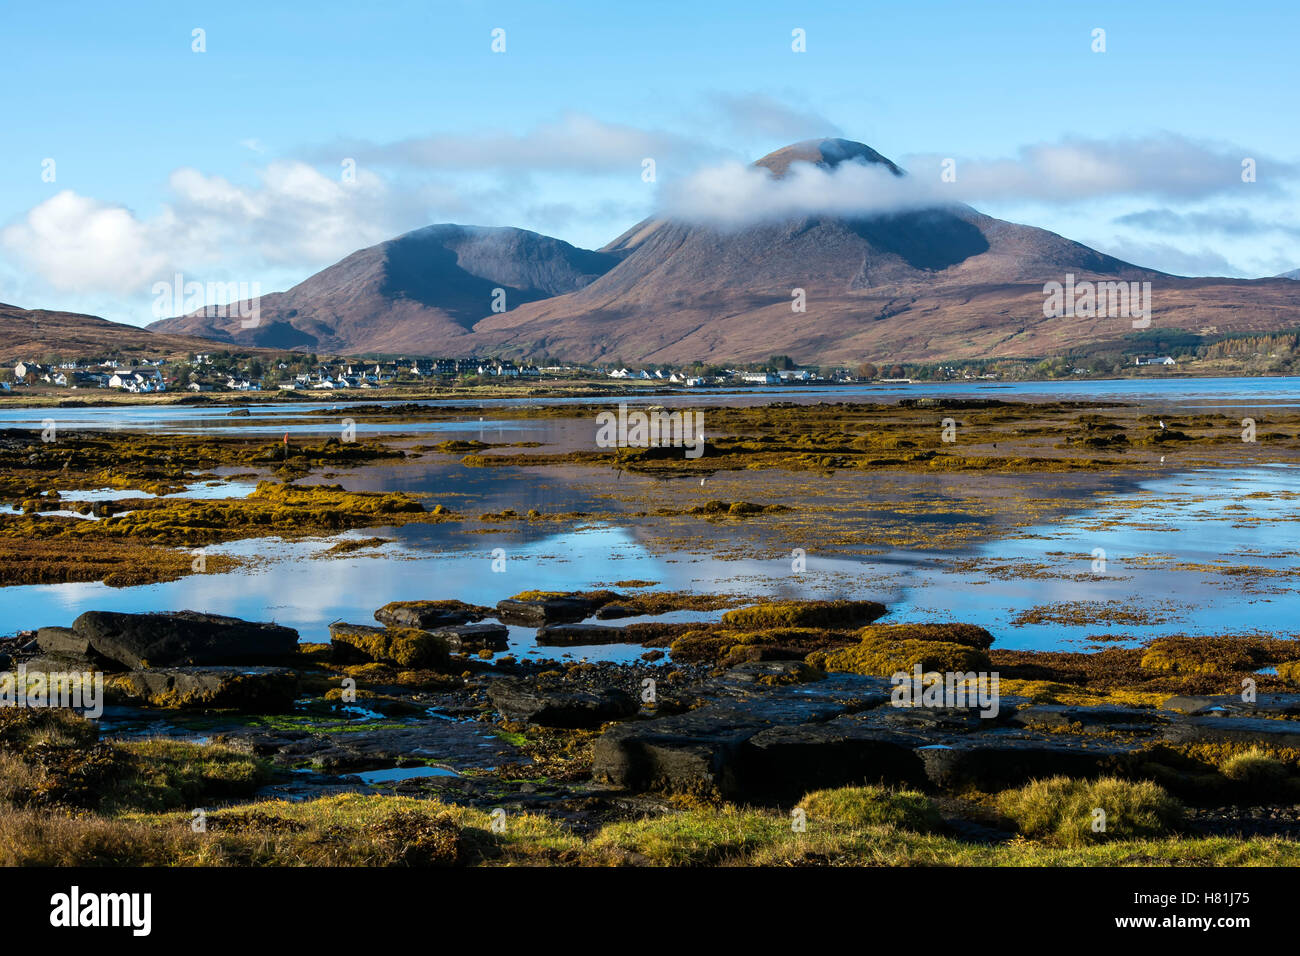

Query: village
[1,353,893,395]
[2,349,1194,398]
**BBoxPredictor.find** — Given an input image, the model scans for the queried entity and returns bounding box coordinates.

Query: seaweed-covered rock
[71,611,299,669]
[111,666,298,710]
[721,600,887,630]
[328,622,448,669]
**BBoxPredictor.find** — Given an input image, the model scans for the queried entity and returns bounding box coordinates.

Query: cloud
[1,162,420,300]
[659,133,1299,227]
[317,112,709,174]
[658,156,936,226]
[0,191,171,296]
[707,92,841,142]
[905,134,1295,202]
[1115,207,1300,239]
[1084,239,1244,278]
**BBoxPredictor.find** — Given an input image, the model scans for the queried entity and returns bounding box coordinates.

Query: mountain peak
[753,138,902,177]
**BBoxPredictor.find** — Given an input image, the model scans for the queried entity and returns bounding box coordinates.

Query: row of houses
[606,367,822,386]
[12,362,167,392]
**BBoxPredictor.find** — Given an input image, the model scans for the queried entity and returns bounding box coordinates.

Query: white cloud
[658,133,1299,227]
[324,112,709,174]
[1,191,170,295]
[1,161,419,303]
[905,134,1295,203]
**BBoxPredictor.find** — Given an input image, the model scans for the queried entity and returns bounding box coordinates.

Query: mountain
[0,303,231,363]
[149,139,1300,363]
[1277,269,1300,280]
[475,139,1299,363]
[149,225,620,354]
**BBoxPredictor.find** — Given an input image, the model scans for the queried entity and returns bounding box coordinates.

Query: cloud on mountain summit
[658,133,1297,227]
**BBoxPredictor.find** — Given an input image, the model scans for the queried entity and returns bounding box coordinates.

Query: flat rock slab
[237,719,514,774]
[592,670,895,797]
[374,601,488,630]
[1011,704,1168,734]
[595,604,638,620]
[71,610,299,669]
[111,666,299,711]
[1162,715,1300,749]
[496,597,594,627]
[737,720,928,799]
[489,679,638,728]
[536,624,629,646]
[35,627,117,668]
[428,623,509,652]
[866,696,1031,732]
[1162,694,1300,717]
[918,731,1136,790]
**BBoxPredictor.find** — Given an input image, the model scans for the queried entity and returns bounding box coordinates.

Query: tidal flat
[2,385,1299,866]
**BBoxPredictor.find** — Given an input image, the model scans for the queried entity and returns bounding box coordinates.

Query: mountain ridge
[146,138,1300,363]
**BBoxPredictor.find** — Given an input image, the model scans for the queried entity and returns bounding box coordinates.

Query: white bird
[1159,420,1166,429]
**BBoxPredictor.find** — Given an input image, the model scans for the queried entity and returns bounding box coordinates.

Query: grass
[0,774,1295,866]
[996,777,1185,846]
[799,785,943,832]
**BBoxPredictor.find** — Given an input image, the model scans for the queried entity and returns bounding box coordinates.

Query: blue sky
[2,0,1297,325]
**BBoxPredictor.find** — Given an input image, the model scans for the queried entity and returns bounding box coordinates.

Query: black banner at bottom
[2,864,1282,942]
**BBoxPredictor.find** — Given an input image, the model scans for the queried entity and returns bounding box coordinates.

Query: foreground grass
[1,788,1297,867]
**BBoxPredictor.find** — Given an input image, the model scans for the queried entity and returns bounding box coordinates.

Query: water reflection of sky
[3,465,1297,660]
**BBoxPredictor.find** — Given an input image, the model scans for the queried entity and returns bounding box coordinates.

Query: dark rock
[488,679,638,728]
[870,697,1028,732]
[35,626,117,668]
[595,604,638,620]
[71,611,299,669]
[1162,694,1300,717]
[1010,704,1167,733]
[1162,716,1300,749]
[593,707,761,795]
[111,666,298,710]
[373,600,488,630]
[427,623,509,652]
[239,717,514,774]
[721,660,817,684]
[737,719,927,799]
[918,731,1136,790]
[495,596,593,627]
[592,671,893,796]
[536,623,629,646]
